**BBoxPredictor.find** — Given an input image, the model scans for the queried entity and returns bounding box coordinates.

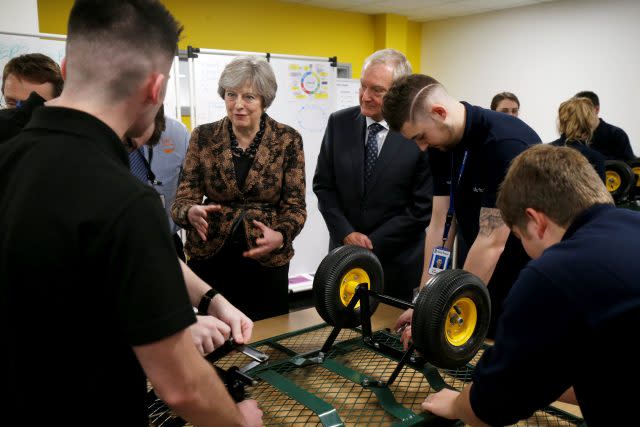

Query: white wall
[0,0,39,33]
[421,0,640,151]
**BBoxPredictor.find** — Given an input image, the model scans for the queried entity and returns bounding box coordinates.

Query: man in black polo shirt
[1,66,255,356]
[0,1,261,426]
[383,74,540,340]
[575,90,634,161]
[422,145,640,426]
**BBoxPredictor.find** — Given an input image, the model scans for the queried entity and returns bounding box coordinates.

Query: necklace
[228,114,266,159]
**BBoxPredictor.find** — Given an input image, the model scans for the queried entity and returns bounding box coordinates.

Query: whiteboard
[335,78,360,111]
[0,32,179,116]
[163,57,181,120]
[192,54,236,126]
[268,58,336,278]
[0,33,66,87]
[191,53,338,278]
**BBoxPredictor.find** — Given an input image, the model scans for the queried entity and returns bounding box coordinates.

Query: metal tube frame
[317,284,422,388]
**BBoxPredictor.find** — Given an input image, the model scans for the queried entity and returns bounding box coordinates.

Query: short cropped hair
[217,56,277,109]
[490,92,520,111]
[497,144,613,232]
[382,74,441,132]
[66,0,182,100]
[557,97,597,143]
[2,53,63,97]
[363,49,412,81]
[575,91,599,108]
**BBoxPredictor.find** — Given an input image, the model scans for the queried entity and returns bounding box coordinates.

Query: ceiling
[280,0,557,22]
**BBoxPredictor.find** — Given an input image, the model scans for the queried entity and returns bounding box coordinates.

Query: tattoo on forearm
[478,208,505,236]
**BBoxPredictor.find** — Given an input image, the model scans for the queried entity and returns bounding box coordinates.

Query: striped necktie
[129,148,150,185]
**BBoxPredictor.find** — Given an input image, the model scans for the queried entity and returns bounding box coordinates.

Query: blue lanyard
[442,150,468,245]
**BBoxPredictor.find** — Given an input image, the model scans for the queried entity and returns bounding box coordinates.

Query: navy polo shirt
[550,137,606,182]
[591,118,634,161]
[428,103,541,336]
[470,204,640,426]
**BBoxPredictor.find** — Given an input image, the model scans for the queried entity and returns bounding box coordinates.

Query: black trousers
[173,233,186,262]
[188,241,289,322]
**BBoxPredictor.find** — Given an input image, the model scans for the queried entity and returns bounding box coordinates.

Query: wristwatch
[197,288,219,315]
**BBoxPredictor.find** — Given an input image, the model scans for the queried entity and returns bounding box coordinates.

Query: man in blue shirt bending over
[423,144,640,426]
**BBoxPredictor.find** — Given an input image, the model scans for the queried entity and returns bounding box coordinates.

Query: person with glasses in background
[0,53,63,142]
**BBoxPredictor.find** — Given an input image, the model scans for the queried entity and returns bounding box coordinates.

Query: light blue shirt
[143,116,190,235]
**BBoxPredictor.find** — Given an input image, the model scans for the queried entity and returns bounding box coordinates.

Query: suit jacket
[313,106,433,298]
[172,115,306,267]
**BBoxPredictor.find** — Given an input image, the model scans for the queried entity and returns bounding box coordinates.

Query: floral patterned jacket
[171,115,306,267]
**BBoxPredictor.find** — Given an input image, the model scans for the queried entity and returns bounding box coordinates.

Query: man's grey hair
[363,48,412,80]
[218,56,278,108]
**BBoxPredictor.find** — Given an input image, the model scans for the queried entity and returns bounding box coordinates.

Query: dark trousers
[173,233,186,262]
[188,241,289,322]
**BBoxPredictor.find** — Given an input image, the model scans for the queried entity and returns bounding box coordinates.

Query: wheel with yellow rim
[313,245,384,327]
[626,158,640,199]
[411,269,490,369]
[605,160,633,202]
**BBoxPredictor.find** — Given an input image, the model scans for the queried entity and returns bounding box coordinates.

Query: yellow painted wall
[407,21,422,73]
[38,1,422,77]
[38,0,382,78]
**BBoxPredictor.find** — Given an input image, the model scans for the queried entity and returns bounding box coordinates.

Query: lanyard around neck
[442,150,468,245]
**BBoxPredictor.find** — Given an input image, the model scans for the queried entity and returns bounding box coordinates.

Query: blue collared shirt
[142,116,190,235]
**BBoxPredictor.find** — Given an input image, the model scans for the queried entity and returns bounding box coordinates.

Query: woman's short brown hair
[497,144,613,232]
[217,56,277,109]
[490,92,519,111]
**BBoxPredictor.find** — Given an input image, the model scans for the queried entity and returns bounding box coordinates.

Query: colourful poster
[289,63,330,100]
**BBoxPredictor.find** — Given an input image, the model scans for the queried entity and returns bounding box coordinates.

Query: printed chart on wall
[268,58,337,280]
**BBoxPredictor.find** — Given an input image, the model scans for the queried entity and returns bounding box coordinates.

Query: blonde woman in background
[550,97,606,182]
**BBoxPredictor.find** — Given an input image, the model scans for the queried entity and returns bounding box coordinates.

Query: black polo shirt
[429,103,541,337]
[0,91,46,143]
[470,204,640,426]
[0,107,196,425]
[550,137,606,182]
[590,118,634,161]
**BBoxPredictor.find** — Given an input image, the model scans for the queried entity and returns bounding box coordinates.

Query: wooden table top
[250,304,402,343]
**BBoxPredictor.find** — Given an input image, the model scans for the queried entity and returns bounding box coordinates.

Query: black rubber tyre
[626,158,640,199]
[605,160,634,202]
[312,245,384,327]
[412,270,490,369]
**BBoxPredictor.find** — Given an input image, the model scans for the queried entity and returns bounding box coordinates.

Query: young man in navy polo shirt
[383,74,540,340]
[422,144,640,426]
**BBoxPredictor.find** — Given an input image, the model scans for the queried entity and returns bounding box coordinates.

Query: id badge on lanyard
[428,151,468,275]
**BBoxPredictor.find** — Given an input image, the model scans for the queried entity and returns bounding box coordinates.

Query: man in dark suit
[575,90,634,161]
[313,49,433,301]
